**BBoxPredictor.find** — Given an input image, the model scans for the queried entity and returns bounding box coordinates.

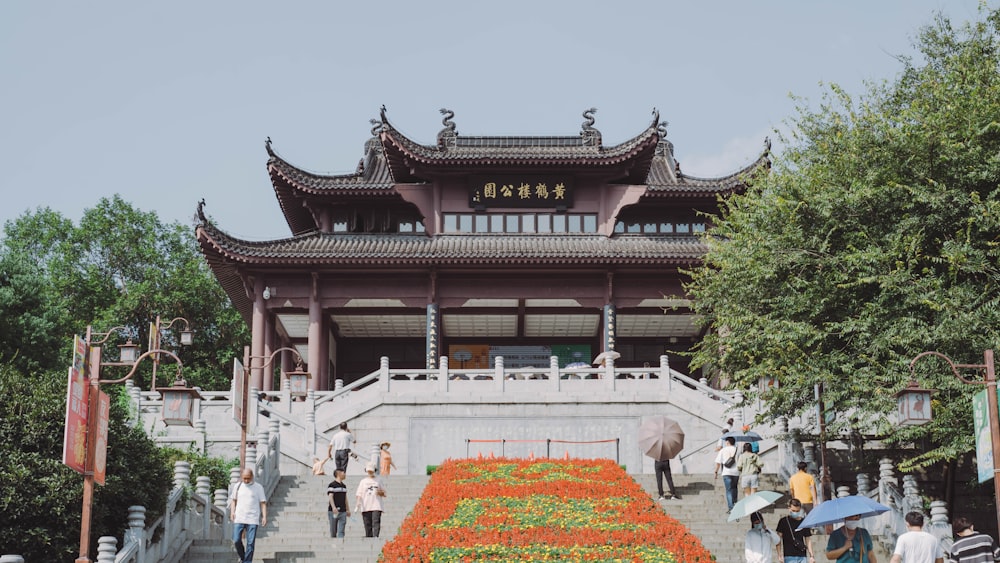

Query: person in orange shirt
[379,442,397,476]
[788,462,818,512]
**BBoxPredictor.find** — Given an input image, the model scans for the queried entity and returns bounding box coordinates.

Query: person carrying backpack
[737,442,764,498]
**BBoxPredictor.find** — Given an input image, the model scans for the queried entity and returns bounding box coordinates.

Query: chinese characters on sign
[63,335,89,474]
[470,176,574,208]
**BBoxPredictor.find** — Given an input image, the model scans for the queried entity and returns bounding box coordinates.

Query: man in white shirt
[326,422,356,473]
[230,468,267,563]
[714,436,740,513]
[890,511,944,563]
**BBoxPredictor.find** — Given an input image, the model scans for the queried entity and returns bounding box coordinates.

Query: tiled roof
[196,221,707,267]
[265,139,399,234]
[378,121,661,183]
[644,150,770,196]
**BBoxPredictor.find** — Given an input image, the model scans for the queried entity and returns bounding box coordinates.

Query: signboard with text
[469,176,573,208]
[973,388,998,483]
[232,357,245,426]
[62,335,89,474]
[93,390,110,485]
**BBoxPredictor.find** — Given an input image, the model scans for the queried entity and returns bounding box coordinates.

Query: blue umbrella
[721,430,762,442]
[796,495,890,530]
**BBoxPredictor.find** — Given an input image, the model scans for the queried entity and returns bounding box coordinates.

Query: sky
[0,1,992,241]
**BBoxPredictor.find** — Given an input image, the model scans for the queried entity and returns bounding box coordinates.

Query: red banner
[93,391,110,485]
[62,336,89,474]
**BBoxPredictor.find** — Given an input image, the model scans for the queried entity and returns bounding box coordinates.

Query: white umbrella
[592,350,621,365]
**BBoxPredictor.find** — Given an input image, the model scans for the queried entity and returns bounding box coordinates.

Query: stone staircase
[185,470,890,562]
[184,471,428,563]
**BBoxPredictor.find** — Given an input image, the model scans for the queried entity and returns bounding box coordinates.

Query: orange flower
[380,458,714,562]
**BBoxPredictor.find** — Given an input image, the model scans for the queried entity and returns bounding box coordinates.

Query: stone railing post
[215,488,231,538]
[495,356,505,391]
[280,377,292,412]
[439,356,450,391]
[929,500,952,548]
[246,441,258,472]
[836,485,851,498]
[550,356,561,391]
[659,354,671,391]
[196,476,212,535]
[306,390,316,456]
[857,473,872,496]
[174,461,191,490]
[878,457,897,506]
[902,475,923,515]
[803,445,817,475]
[370,442,382,473]
[0,556,26,563]
[124,380,140,427]
[195,419,207,453]
[269,419,281,457]
[605,358,616,391]
[96,536,117,563]
[257,426,272,486]
[126,506,146,563]
[380,356,391,392]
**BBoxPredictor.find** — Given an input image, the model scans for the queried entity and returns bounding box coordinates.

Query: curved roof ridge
[196,227,707,266]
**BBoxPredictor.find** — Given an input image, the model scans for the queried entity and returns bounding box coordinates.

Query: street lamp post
[905,349,999,539]
[148,315,194,394]
[236,346,309,468]
[72,322,198,563]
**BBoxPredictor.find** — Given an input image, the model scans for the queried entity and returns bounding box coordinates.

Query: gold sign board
[469,176,573,208]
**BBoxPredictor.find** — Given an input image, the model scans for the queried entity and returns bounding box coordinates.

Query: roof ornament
[379,104,389,125]
[651,107,660,128]
[655,119,675,158]
[196,198,207,224]
[580,108,601,147]
[265,136,276,158]
[360,118,386,173]
[763,136,772,154]
[437,108,458,149]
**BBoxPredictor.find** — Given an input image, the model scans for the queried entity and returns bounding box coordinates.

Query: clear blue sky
[0,1,990,240]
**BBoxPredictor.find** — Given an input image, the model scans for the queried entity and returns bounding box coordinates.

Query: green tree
[0,363,172,561]
[1,196,248,390]
[0,197,249,558]
[0,251,65,373]
[686,7,1000,470]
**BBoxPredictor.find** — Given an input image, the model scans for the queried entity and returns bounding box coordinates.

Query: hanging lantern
[894,380,934,426]
[286,364,312,398]
[157,382,203,426]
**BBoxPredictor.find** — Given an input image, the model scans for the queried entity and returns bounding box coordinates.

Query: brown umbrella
[637,416,685,460]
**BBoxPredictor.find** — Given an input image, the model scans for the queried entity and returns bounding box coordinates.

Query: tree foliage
[686,7,1000,470]
[1,196,249,390]
[688,8,1000,472]
[0,196,249,558]
[0,363,172,561]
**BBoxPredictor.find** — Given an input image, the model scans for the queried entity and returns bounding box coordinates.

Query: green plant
[162,444,237,493]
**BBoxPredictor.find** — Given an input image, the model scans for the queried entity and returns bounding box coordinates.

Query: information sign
[62,335,89,474]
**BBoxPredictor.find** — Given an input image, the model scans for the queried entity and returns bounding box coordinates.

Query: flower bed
[381,457,714,562]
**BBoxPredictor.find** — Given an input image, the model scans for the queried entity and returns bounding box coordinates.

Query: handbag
[723,451,736,468]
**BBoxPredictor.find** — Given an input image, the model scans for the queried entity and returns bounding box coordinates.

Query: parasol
[637,416,685,460]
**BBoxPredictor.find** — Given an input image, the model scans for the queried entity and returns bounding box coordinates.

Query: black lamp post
[236,346,309,468]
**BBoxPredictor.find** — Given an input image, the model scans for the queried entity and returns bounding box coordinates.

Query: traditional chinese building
[196,108,769,391]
